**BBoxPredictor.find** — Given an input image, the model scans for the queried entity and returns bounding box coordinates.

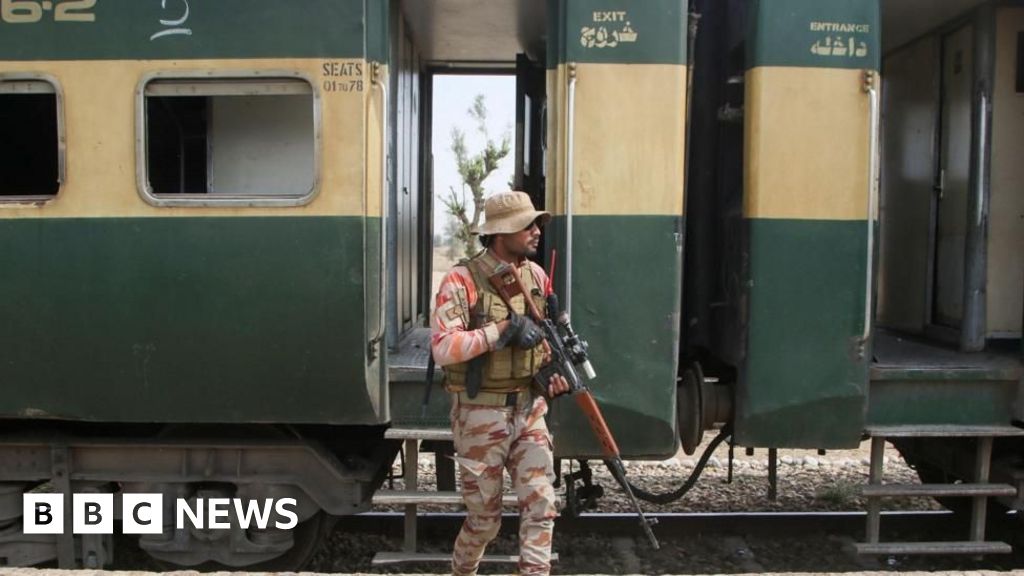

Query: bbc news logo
[23,494,298,535]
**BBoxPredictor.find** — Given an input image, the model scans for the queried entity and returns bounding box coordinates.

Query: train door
[389,11,424,340]
[514,54,547,221]
[933,24,973,329]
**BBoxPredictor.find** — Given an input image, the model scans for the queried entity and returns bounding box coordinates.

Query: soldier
[431,190,570,576]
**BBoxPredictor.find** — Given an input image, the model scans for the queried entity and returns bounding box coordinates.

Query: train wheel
[236,511,337,572]
[677,362,705,455]
[141,425,335,571]
[144,509,336,572]
[0,483,59,566]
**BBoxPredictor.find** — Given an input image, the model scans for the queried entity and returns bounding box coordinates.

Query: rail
[370,62,388,353]
[565,62,577,317]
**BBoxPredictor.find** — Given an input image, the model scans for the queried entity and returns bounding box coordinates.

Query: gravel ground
[378,436,939,514]
[308,519,1024,575]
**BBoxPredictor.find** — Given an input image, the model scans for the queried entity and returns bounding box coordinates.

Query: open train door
[544,0,688,459]
[735,0,879,448]
[932,24,973,332]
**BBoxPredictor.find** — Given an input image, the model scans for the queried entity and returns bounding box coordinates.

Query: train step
[864,424,1024,437]
[857,431,1017,556]
[377,426,529,564]
[861,483,1017,498]
[373,490,518,506]
[385,427,454,441]
[854,541,1012,555]
[372,551,559,565]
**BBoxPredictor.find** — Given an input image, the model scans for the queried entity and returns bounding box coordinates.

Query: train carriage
[0,0,393,567]
[0,0,1021,569]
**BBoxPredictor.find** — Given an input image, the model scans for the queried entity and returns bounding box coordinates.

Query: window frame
[0,73,65,205]
[135,70,323,208]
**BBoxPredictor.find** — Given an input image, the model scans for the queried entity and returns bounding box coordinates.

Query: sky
[430,74,516,240]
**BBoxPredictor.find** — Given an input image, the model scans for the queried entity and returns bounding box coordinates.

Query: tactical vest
[444,251,548,394]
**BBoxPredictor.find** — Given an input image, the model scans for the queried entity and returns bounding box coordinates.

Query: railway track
[312,509,1024,574]
[342,509,959,537]
[57,508,1024,573]
[82,507,1024,574]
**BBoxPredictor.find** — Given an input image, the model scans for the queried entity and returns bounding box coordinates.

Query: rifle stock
[574,391,620,457]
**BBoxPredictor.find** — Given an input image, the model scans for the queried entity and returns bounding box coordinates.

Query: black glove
[498,312,545,349]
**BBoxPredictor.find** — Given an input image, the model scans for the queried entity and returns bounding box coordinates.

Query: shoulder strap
[465,252,502,326]
[466,250,501,280]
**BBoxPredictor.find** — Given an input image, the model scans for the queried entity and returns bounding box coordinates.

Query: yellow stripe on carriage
[745,66,872,221]
[546,63,687,217]
[0,58,370,219]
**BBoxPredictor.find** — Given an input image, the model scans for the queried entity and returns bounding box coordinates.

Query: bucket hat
[473,191,551,235]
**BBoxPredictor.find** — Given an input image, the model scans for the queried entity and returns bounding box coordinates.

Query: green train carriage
[0,0,393,567]
[0,0,1021,568]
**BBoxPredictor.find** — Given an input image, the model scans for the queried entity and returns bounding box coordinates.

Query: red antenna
[545,249,557,296]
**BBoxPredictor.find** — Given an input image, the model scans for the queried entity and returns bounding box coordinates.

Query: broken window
[140,75,318,205]
[0,77,62,199]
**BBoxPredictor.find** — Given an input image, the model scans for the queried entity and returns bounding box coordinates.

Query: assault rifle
[488,261,660,550]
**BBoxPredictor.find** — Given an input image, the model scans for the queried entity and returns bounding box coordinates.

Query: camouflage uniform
[449,393,556,576]
[432,258,558,576]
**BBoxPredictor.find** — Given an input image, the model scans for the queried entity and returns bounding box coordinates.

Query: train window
[0,77,63,201]
[138,74,320,206]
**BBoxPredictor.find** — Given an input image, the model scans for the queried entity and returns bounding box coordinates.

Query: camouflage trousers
[450,393,558,576]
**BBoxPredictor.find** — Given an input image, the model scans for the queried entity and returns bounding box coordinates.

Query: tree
[442,216,464,261]
[443,94,511,259]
